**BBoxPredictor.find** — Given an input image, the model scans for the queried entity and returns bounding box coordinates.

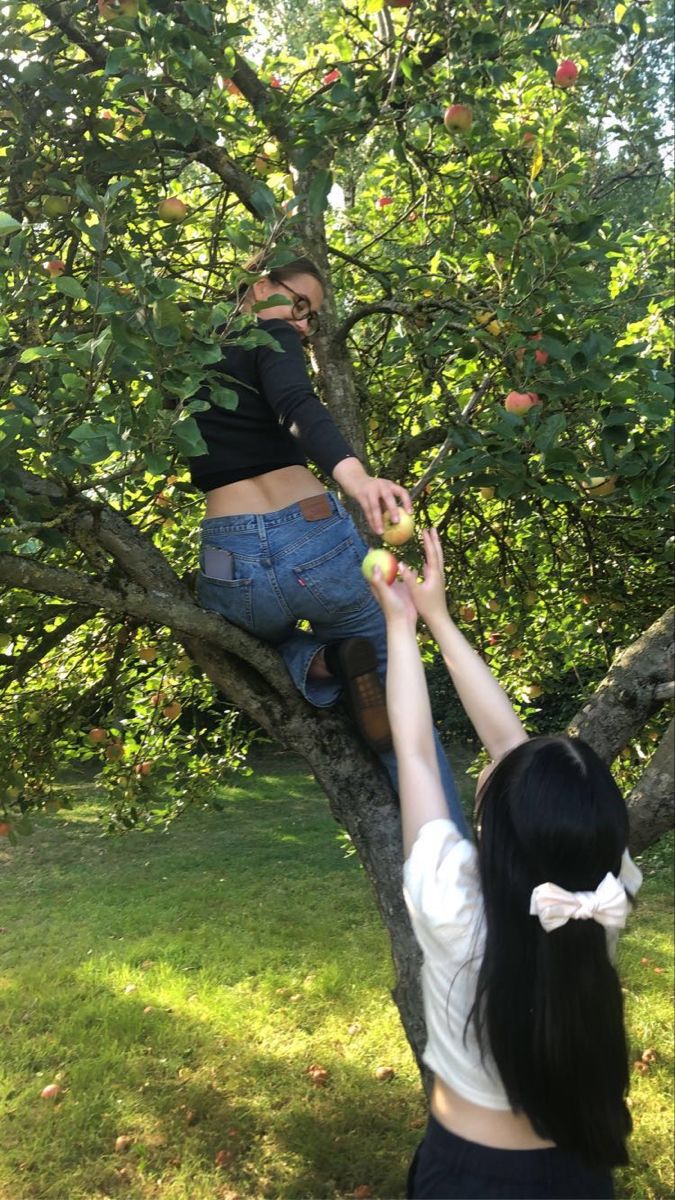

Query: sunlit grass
[0,758,671,1199]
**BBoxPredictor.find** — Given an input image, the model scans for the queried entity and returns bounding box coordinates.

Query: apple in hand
[443,104,472,132]
[554,60,579,87]
[361,549,398,586]
[382,509,414,546]
[157,197,188,223]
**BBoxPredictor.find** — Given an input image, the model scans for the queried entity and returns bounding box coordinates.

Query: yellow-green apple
[43,196,71,218]
[162,701,182,720]
[503,621,518,636]
[138,645,158,662]
[382,508,415,546]
[504,390,540,414]
[524,590,538,606]
[479,486,495,500]
[582,474,617,497]
[487,599,500,612]
[45,258,66,277]
[444,104,472,132]
[157,197,188,223]
[511,647,525,660]
[361,548,398,585]
[554,60,579,87]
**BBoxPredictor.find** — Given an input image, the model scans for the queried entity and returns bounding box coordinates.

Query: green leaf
[173,416,207,457]
[0,211,21,236]
[55,276,87,301]
[308,169,333,217]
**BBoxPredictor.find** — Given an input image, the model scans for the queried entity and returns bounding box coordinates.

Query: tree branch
[568,606,675,762]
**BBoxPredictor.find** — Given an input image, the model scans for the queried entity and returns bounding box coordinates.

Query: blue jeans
[196,492,469,838]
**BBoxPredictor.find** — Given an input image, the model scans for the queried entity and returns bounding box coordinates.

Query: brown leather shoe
[325,637,392,753]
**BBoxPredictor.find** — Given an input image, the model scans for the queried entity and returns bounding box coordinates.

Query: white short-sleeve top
[403,818,511,1110]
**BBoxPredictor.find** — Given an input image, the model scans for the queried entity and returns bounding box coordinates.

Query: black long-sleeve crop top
[187,318,355,493]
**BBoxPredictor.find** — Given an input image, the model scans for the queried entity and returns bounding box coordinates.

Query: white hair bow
[530,871,630,933]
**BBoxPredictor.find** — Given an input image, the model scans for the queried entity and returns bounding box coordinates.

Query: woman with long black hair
[371,528,641,1199]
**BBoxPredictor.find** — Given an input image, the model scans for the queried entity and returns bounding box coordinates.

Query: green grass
[0,756,672,1200]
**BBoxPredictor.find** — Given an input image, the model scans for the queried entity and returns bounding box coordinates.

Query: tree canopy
[0,0,673,848]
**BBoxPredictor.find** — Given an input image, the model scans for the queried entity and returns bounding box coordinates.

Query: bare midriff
[430,1075,556,1151]
[204,465,327,518]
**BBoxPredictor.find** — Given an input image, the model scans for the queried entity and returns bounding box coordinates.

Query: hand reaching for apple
[368,571,419,629]
[397,528,451,631]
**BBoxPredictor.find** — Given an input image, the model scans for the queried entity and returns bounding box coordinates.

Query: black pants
[407,1114,614,1199]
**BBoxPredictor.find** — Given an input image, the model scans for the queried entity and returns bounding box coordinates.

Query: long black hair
[470,735,633,1168]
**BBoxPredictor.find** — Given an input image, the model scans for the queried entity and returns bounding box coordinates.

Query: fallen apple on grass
[381,508,414,546]
[361,549,398,585]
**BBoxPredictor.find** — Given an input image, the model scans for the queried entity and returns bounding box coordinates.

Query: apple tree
[0,0,672,1066]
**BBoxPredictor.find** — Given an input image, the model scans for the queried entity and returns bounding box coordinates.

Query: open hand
[397,528,450,629]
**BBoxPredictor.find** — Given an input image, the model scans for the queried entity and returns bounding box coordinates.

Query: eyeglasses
[268,275,321,334]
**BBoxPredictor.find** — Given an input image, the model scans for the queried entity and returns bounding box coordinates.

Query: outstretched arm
[368,576,450,858]
[399,529,527,764]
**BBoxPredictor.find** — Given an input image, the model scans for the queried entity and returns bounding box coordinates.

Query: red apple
[162,701,182,720]
[443,104,472,133]
[0,822,11,837]
[134,761,153,776]
[522,130,536,146]
[322,69,341,85]
[270,74,283,89]
[45,258,66,277]
[382,509,415,546]
[361,549,398,585]
[554,60,579,88]
[458,605,476,623]
[88,727,107,744]
[376,196,393,209]
[504,390,540,415]
[40,1083,61,1099]
[157,197,188,223]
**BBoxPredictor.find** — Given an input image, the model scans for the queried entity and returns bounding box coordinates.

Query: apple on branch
[361,549,398,586]
[554,60,579,88]
[381,508,415,546]
[443,104,472,133]
[504,390,541,415]
[45,258,66,278]
[157,197,188,223]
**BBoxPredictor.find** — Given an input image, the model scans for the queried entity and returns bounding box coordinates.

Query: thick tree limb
[568,606,674,762]
[627,717,675,855]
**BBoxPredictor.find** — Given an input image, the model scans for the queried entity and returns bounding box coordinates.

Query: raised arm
[400,529,527,764]
[368,574,451,857]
